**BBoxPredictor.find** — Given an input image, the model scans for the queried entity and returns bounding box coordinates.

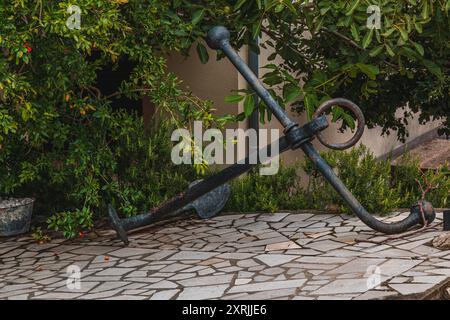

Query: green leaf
[398,27,409,42]
[382,28,396,37]
[385,44,395,57]
[423,60,443,78]
[225,93,245,104]
[234,0,248,11]
[191,9,205,25]
[362,29,374,49]
[369,45,384,57]
[413,42,424,56]
[304,93,318,120]
[283,84,301,103]
[196,43,209,64]
[356,63,380,80]
[342,112,356,130]
[350,23,360,41]
[274,3,285,13]
[346,0,361,16]
[244,95,255,117]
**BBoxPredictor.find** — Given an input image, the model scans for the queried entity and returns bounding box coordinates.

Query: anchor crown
[206,26,230,50]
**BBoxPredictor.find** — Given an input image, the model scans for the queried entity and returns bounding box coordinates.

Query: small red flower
[23,42,32,53]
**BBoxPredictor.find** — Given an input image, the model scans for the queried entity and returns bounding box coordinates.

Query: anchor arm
[301,142,431,234]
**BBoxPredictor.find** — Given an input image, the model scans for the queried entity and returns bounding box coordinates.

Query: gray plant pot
[0,198,35,237]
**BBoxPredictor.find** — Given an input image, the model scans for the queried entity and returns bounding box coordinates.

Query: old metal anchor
[108,26,435,245]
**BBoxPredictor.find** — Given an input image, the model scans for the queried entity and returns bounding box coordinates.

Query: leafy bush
[225,164,307,213]
[391,154,450,208]
[0,1,229,238]
[1,105,198,238]
[303,146,403,214]
[227,145,449,215]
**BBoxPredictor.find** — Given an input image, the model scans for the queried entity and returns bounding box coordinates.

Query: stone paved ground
[0,211,449,300]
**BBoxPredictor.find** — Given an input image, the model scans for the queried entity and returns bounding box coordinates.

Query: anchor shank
[216,37,296,131]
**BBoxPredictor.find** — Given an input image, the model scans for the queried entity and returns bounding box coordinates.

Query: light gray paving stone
[95,267,134,276]
[297,256,350,264]
[108,248,156,258]
[228,279,307,293]
[389,277,410,284]
[235,279,252,285]
[168,251,218,260]
[306,240,346,252]
[265,241,300,251]
[177,285,229,300]
[378,259,423,277]
[236,259,260,268]
[412,276,447,284]
[159,263,190,273]
[7,294,30,300]
[261,267,285,276]
[178,274,233,287]
[327,258,386,274]
[33,292,83,300]
[90,281,130,293]
[255,254,297,267]
[259,213,290,222]
[71,246,117,256]
[147,280,178,289]
[54,281,99,293]
[389,283,436,295]
[254,275,274,282]
[311,279,370,295]
[244,288,296,300]
[116,260,148,268]
[353,290,397,300]
[150,289,180,300]
[283,214,314,222]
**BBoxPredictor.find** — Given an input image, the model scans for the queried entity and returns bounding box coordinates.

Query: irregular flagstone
[167,251,218,261]
[177,285,229,300]
[327,258,386,275]
[389,283,436,295]
[258,213,290,222]
[150,289,180,300]
[311,278,370,295]
[0,210,448,301]
[411,276,447,284]
[265,241,300,251]
[228,279,307,293]
[178,275,233,287]
[255,254,297,267]
[70,246,118,256]
[108,248,156,258]
[305,240,347,252]
[378,259,422,277]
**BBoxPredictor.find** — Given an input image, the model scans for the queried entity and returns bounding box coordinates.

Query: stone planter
[0,198,35,237]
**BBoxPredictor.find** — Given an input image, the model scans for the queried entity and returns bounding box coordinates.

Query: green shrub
[0,106,198,238]
[392,154,450,208]
[227,145,449,216]
[303,145,402,215]
[225,163,307,213]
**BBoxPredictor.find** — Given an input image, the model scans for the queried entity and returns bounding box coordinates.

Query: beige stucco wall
[165,42,442,165]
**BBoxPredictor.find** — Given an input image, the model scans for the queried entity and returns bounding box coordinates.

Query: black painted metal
[444,210,450,231]
[109,117,326,244]
[108,26,435,244]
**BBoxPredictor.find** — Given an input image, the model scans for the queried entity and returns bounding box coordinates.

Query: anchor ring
[312,98,366,150]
